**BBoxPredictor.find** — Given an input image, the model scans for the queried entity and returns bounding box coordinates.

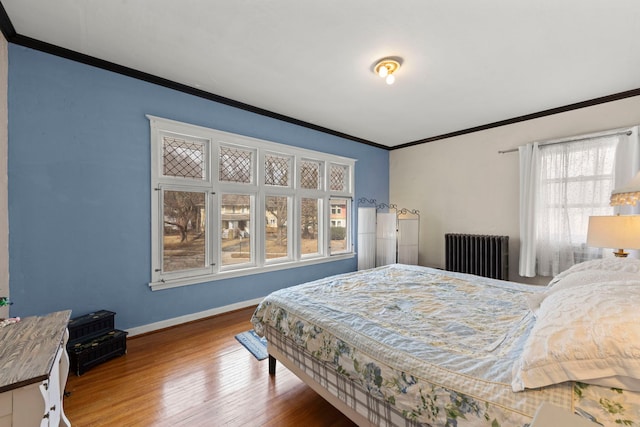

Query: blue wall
[7,45,389,330]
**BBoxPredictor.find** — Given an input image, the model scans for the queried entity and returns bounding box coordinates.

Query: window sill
[149,253,355,291]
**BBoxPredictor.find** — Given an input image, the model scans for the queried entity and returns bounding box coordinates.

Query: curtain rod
[498,130,632,154]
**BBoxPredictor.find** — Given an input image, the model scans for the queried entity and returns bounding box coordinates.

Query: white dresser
[0,310,71,427]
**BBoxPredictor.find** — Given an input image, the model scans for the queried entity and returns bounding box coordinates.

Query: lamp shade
[611,171,640,206]
[587,215,640,256]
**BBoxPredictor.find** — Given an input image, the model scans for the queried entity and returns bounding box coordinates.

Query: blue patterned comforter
[251,264,640,426]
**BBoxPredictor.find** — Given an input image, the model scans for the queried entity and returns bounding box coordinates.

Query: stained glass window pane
[163,137,206,180]
[265,154,290,187]
[300,160,321,189]
[220,146,253,184]
[330,164,349,192]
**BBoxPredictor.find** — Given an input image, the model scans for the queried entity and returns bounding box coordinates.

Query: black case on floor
[67,310,127,376]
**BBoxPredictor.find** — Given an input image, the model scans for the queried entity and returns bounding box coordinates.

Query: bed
[251,260,640,426]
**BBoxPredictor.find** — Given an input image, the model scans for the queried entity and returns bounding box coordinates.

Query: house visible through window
[329,197,350,254]
[148,115,355,290]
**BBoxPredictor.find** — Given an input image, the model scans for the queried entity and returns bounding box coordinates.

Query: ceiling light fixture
[373,58,401,85]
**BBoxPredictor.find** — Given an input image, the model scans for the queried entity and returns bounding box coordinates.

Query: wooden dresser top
[0,310,71,393]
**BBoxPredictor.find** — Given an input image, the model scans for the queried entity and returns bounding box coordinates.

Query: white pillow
[512,280,640,392]
[547,258,640,287]
[527,270,640,314]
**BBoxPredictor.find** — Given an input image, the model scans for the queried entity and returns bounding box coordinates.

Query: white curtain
[519,127,640,277]
[357,207,376,270]
[518,142,539,277]
[376,212,397,266]
[613,126,640,258]
[397,217,419,265]
[535,137,618,276]
[614,126,640,215]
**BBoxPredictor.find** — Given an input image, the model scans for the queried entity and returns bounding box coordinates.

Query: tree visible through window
[301,198,320,256]
[162,190,206,272]
[265,195,288,261]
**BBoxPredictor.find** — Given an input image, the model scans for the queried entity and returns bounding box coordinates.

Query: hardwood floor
[64,306,356,427]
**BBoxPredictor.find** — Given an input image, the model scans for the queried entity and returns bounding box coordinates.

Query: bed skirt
[265,325,420,427]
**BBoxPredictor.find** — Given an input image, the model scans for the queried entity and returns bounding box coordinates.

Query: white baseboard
[125,297,264,337]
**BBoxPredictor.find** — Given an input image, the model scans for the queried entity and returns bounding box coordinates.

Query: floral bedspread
[251,264,640,426]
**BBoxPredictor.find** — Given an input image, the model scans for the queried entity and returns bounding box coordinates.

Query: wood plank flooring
[63,306,356,427]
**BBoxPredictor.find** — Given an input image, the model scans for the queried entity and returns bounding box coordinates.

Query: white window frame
[148,115,355,290]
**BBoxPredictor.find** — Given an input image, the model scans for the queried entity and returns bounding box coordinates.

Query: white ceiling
[3,0,640,148]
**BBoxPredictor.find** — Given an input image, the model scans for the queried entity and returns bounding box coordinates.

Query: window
[149,116,355,290]
[162,189,207,273]
[519,128,638,277]
[219,145,254,184]
[265,195,290,262]
[300,197,321,256]
[330,197,351,254]
[221,193,253,267]
[535,138,617,275]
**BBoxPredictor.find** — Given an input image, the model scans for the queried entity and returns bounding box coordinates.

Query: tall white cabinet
[0,310,71,427]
